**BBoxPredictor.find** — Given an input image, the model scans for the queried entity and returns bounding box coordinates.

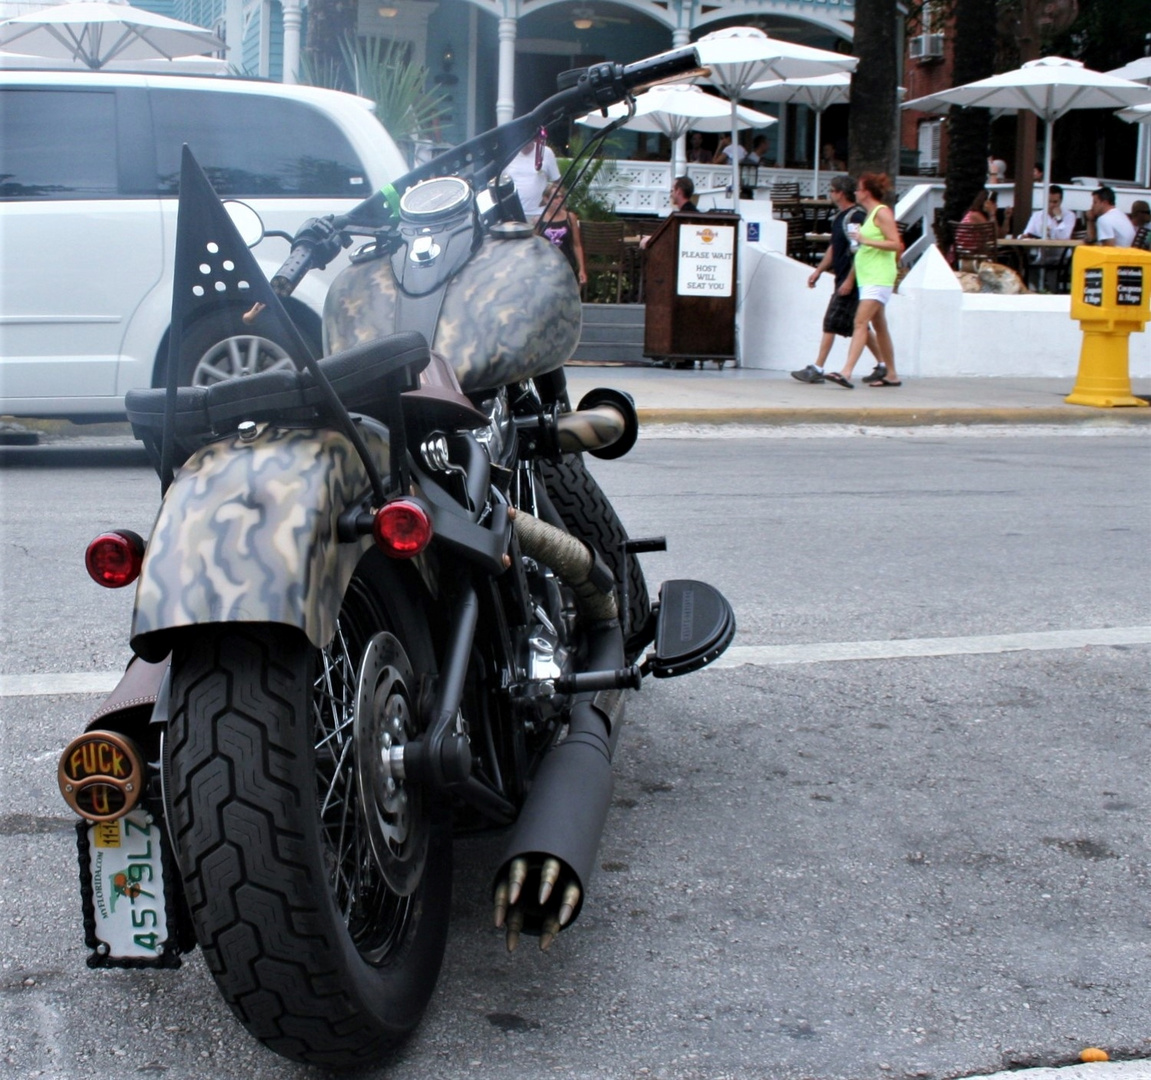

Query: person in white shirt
[1022,185,1076,240]
[1020,184,1076,267]
[505,136,561,222]
[1086,185,1136,247]
[712,135,747,165]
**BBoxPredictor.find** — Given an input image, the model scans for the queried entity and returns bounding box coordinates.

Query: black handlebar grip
[270,246,313,297]
[620,46,702,93]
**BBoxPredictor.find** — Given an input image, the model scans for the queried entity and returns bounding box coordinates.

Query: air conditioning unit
[909,33,945,61]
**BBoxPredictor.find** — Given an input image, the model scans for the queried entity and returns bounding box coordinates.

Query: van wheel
[177,304,320,387]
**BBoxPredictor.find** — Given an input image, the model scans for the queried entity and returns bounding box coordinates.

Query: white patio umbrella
[575,83,775,189]
[693,27,858,209]
[0,0,223,69]
[1118,102,1151,122]
[744,73,851,197]
[903,56,1151,236]
[1109,59,1151,187]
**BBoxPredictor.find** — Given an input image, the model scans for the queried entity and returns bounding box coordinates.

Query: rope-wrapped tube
[512,510,618,623]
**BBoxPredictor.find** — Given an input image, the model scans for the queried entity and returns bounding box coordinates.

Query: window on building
[918,119,943,176]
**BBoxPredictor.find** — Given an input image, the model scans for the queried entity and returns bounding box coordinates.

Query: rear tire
[164,569,450,1069]
[537,453,653,659]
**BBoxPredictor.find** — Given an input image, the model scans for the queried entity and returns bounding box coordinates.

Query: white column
[280,0,302,84]
[672,26,691,177]
[225,0,241,65]
[258,0,270,78]
[496,17,517,125]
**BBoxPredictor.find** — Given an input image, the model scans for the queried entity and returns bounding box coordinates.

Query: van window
[0,89,118,199]
[150,89,369,198]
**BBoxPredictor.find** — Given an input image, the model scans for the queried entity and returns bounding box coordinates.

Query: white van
[0,69,407,419]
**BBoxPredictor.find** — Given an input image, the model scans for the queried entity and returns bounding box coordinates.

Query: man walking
[792,175,881,384]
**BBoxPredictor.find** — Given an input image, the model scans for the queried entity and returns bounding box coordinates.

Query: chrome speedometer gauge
[399,177,472,222]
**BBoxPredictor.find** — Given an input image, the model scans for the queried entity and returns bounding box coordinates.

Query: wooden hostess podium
[643,210,739,368]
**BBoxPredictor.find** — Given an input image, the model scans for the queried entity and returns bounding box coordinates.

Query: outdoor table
[997,237,1082,292]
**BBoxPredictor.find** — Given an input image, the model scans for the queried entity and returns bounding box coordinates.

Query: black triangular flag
[160,145,316,489]
[168,144,315,366]
[160,145,387,503]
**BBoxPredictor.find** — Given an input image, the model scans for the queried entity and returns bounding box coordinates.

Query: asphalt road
[1,431,1148,1080]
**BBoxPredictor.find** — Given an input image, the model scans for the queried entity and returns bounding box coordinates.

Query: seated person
[712,135,747,165]
[961,188,1000,237]
[1086,186,1136,247]
[1130,200,1150,231]
[1020,184,1076,264]
[747,135,770,165]
[819,143,846,172]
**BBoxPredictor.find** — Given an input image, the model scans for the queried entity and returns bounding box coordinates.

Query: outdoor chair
[579,220,628,303]
[770,180,800,202]
[950,220,998,270]
[785,215,814,264]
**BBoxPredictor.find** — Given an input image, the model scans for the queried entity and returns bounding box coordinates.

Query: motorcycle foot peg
[647,579,736,679]
[624,536,667,554]
[553,665,642,694]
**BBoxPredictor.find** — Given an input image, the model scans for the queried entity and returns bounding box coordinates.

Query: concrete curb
[636,407,1151,427]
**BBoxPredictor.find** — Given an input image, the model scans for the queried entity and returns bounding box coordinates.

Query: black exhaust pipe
[492,624,624,937]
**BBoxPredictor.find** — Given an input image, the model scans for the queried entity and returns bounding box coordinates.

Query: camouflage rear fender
[130,423,389,662]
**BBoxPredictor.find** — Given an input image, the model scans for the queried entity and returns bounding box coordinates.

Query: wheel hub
[353,632,428,896]
[191,333,295,385]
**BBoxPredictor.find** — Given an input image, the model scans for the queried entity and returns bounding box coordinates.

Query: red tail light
[85,530,145,588]
[373,500,433,558]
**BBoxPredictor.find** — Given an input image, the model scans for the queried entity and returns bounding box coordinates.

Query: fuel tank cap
[489,221,535,240]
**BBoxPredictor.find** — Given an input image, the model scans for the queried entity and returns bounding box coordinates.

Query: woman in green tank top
[825,172,904,388]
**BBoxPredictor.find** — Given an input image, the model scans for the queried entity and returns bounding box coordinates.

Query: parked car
[0,69,407,419]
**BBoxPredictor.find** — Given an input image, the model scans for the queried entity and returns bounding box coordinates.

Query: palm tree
[848,0,900,188]
[301,35,450,159]
[940,0,998,239]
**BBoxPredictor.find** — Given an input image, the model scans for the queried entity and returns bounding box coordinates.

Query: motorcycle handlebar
[270,244,314,297]
[271,45,703,295]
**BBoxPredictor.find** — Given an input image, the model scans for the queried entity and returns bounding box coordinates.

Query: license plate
[78,807,181,968]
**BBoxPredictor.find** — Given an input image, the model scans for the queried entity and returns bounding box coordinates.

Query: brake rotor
[353,632,428,896]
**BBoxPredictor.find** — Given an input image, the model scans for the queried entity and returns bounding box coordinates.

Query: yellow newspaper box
[1066,246,1150,408]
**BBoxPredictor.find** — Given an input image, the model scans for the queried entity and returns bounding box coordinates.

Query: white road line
[0,672,123,697]
[712,627,1151,669]
[2,627,1148,696]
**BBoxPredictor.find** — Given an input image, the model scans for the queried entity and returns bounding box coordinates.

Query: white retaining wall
[735,201,1151,379]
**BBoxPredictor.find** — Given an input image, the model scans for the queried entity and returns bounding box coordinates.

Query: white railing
[894,182,945,265]
[588,158,930,214]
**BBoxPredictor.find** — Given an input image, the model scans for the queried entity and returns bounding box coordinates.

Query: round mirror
[223,200,264,247]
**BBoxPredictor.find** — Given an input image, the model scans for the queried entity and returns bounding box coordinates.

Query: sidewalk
[564,364,1151,427]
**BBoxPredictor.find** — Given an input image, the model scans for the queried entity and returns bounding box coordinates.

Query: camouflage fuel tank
[324,233,582,394]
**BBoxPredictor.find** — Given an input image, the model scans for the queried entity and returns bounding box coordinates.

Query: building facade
[162,0,861,153]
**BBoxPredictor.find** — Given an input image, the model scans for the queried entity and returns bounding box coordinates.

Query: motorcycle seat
[125,332,431,445]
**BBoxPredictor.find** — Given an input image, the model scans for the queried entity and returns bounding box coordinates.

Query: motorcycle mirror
[223,200,264,247]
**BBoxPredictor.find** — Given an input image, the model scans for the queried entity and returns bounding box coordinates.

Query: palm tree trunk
[941,0,998,239]
[848,0,900,191]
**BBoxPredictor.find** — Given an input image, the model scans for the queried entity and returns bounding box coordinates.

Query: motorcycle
[57,43,735,1070]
